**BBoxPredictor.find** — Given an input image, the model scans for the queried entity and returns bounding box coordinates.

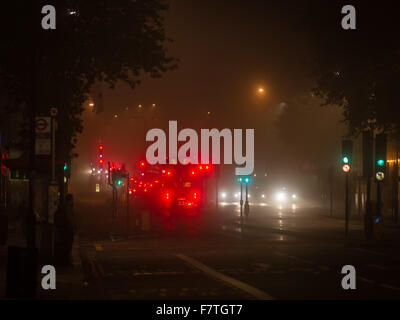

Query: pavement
[0,220,89,300]
[1,197,400,300]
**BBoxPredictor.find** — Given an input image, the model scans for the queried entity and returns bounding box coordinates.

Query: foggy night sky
[74,0,346,190]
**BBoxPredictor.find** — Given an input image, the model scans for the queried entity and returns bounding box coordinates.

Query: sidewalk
[223,205,400,245]
[0,220,89,300]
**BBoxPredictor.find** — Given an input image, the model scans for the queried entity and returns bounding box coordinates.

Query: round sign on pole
[50,107,58,117]
[376,171,385,181]
[35,117,51,133]
[342,164,351,173]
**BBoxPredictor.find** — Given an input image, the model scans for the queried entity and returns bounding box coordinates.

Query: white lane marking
[132,271,185,276]
[355,248,400,260]
[359,277,375,284]
[286,255,313,265]
[354,248,385,256]
[381,283,400,291]
[318,265,331,271]
[367,264,389,271]
[175,254,274,300]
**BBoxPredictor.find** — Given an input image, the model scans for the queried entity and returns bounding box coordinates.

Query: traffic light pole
[126,173,130,236]
[345,173,349,238]
[329,165,333,217]
[377,181,381,217]
[240,182,243,217]
[244,183,249,217]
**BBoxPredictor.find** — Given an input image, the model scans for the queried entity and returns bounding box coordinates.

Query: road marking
[354,248,385,256]
[367,264,389,271]
[318,265,330,271]
[94,244,103,251]
[286,255,313,265]
[359,276,375,284]
[355,248,400,260]
[175,254,274,300]
[381,283,400,291]
[132,271,185,276]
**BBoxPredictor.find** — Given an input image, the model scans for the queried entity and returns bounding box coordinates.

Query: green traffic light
[237,177,243,183]
[64,164,68,170]
[117,180,123,186]
[377,159,385,166]
[342,156,349,164]
[244,177,250,184]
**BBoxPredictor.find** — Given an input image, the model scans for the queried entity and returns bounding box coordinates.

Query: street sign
[35,117,51,134]
[35,138,51,155]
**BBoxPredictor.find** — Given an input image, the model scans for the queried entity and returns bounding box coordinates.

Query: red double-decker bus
[129,160,213,214]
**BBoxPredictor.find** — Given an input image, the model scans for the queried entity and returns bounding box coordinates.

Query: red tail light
[163,191,172,201]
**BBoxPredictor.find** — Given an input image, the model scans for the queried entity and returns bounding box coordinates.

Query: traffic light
[341,140,353,173]
[375,133,387,181]
[98,144,104,168]
[237,176,250,183]
[64,159,71,178]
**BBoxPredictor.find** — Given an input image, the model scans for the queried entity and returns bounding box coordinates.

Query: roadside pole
[245,183,249,217]
[394,144,399,223]
[377,181,381,217]
[126,173,130,236]
[215,165,219,212]
[329,165,333,217]
[345,173,349,238]
[240,182,243,217]
[49,108,59,260]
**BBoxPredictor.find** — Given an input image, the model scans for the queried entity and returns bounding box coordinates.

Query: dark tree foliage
[0,0,177,160]
[306,0,400,137]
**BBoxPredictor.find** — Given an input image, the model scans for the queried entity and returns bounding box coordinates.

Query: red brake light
[164,192,172,201]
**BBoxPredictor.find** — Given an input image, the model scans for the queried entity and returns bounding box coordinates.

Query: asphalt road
[74,193,400,300]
